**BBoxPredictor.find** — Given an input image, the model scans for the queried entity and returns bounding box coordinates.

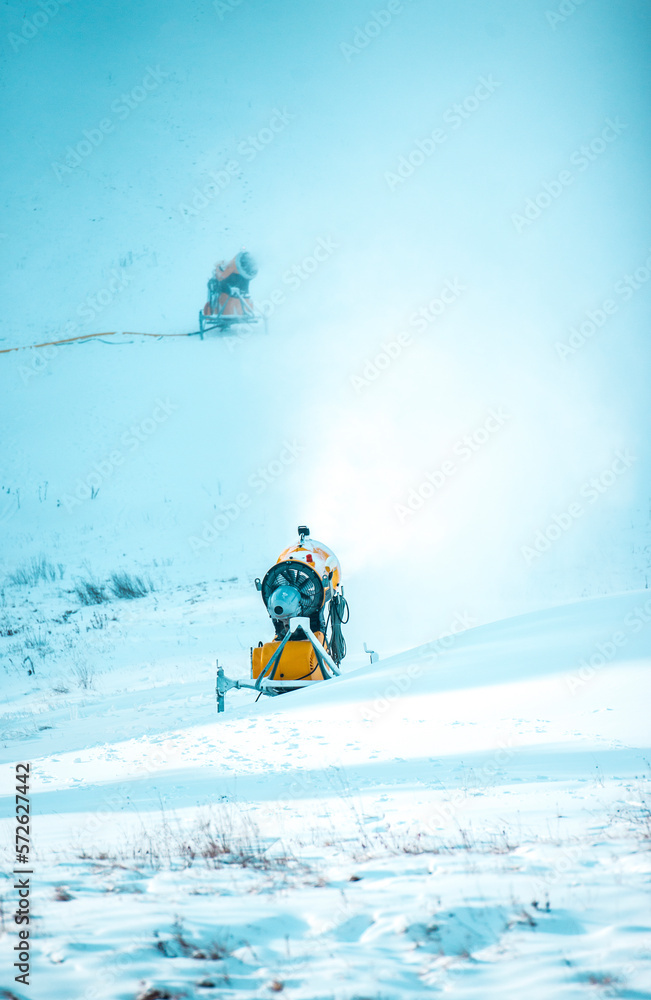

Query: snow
[2,0,651,996]
[1,585,650,998]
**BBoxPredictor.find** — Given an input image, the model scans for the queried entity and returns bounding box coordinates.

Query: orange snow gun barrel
[215,526,349,712]
[199,250,265,338]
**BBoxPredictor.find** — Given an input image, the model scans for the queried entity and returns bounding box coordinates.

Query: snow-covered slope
[1,589,650,998]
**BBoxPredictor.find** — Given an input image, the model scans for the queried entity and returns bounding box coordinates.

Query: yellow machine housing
[215,527,348,713]
[251,632,328,682]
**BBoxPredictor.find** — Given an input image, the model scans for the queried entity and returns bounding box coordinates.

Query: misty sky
[1,0,650,650]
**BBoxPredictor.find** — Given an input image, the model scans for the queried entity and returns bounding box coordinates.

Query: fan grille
[261,560,323,618]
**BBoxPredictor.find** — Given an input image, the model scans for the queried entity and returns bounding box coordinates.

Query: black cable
[326,593,349,665]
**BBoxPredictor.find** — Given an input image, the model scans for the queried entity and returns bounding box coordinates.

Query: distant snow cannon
[216,526,349,712]
[199,250,266,338]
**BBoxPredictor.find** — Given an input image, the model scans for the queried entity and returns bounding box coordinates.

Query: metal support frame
[215,617,340,714]
[199,288,267,339]
[363,642,379,664]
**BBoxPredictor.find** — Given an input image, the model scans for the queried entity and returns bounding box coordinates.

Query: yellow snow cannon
[216,526,348,712]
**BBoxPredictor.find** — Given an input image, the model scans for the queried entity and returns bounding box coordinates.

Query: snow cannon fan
[232,250,258,281]
[215,527,349,712]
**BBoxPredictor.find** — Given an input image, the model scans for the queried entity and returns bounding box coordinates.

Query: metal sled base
[198,312,267,338]
[216,616,340,713]
[197,288,267,339]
